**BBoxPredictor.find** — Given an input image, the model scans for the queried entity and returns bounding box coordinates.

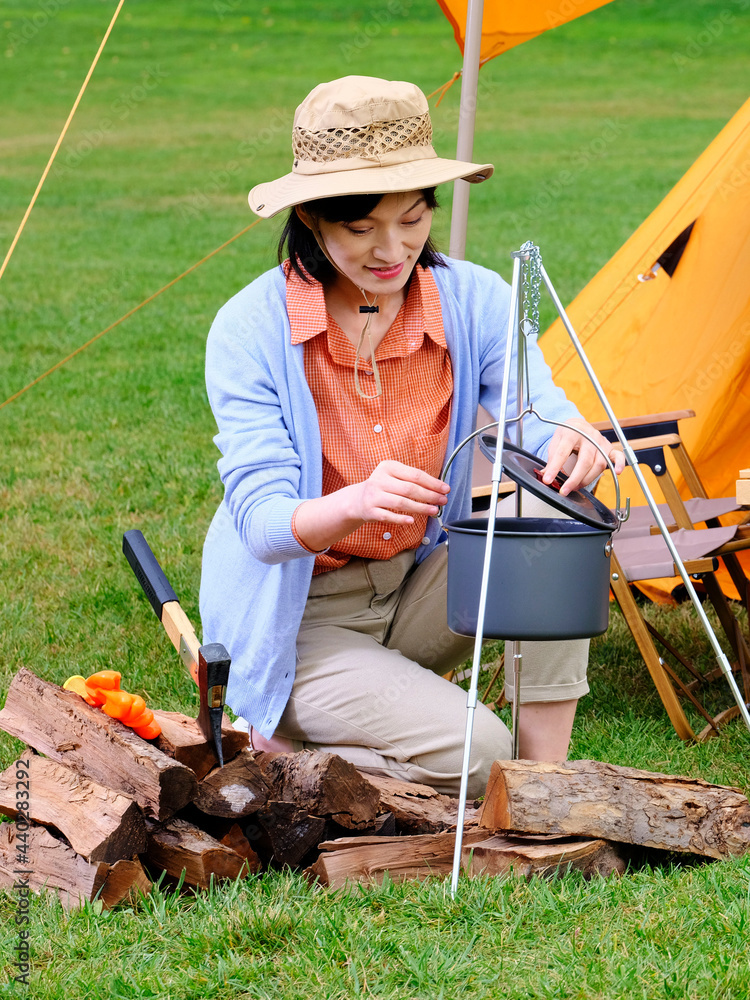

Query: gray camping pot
[441,434,625,641]
[445,516,613,640]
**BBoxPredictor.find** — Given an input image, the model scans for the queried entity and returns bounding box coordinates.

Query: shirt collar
[285,261,446,349]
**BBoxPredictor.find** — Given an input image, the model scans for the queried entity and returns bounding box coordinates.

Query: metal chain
[520,240,542,337]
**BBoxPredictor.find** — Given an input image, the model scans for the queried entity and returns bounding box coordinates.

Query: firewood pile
[1,667,749,909]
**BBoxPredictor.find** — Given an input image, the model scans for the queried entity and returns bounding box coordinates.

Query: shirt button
[422,536,430,545]
[382,531,392,540]
[373,424,383,433]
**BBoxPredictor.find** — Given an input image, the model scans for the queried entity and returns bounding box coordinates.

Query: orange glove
[63,671,161,739]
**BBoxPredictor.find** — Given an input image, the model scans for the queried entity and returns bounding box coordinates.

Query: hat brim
[248,157,493,218]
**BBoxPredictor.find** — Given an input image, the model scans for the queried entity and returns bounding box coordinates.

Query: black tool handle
[122,529,178,620]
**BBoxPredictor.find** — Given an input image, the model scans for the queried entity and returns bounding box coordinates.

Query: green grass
[1,0,750,996]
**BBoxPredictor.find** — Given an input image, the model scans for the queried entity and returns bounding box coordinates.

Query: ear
[295,205,314,230]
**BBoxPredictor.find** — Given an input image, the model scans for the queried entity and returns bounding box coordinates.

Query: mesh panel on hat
[293,113,433,163]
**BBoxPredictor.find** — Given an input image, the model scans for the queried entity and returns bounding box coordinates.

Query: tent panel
[541,98,750,600]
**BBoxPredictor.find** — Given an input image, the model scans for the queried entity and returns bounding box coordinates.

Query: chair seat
[617,497,740,537]
[614,525,738,581]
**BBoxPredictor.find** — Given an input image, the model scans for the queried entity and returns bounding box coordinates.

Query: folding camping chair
[593,409,750,740]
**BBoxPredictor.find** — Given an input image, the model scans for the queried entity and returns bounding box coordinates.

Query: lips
[367,262,404,279]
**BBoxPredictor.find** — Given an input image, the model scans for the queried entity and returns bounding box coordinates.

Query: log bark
[358,771,480,834]
[152,711,249,780]
[257,751,379,829]
[462,834,626,879]
[0,668,196,821]
[0,752,146,862]
[480,759,750,859]
[307,829,488,889]
[193,749,271,819]
[249,801,327,869]
[146,817,250,888]
[0,821,149,910]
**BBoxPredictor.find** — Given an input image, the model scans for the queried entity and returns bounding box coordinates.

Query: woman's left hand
[541,417,626,496]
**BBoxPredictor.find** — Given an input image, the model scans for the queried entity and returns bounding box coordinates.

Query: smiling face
[296,190,433,303]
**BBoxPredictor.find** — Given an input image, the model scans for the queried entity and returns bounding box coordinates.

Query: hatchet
[122,529,229,767]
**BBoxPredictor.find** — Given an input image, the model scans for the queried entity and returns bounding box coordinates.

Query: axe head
[197,643,231,768]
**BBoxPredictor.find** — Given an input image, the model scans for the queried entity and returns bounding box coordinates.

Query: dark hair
[277,188,446,284]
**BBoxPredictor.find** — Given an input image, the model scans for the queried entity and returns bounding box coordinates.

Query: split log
[324,811,397,842]
[462,834,626,879]
[0,753,146,863]
[96,858,152,908]
[358,771,480,834]
[257,751,379,829]
[193,749,271,819]
[250,801,327,868]
[0,821,150,910]
[146,817,250,887]
[307,829,488,888]
[0,668,196,821]
[480,759,750,859]
[152,711,249,780]
[219,824,261,873]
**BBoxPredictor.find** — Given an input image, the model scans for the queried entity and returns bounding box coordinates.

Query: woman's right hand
[293,461,449,553]
[351,460,450,524]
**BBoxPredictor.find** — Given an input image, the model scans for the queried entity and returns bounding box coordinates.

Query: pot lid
[478,435,619,531]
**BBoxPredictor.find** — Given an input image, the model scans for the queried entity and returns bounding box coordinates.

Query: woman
[200,76,624,797]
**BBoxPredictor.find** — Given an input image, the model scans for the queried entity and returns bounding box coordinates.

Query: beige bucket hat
[248,76,493,218]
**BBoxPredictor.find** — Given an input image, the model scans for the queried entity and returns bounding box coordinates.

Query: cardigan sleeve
[205,292,315,565]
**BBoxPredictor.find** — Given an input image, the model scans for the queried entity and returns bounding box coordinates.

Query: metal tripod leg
[510,641,523,759]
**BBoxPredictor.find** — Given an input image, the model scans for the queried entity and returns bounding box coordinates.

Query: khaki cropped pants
[277,496,589,798]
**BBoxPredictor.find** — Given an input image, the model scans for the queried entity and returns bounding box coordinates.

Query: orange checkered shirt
[285,262,453,574]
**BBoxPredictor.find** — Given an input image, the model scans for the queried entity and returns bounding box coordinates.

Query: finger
[541,431,577,485]
[611,449,627,475]
[558,440,608,495]
[380,461,450,494]
[380,488,446,516]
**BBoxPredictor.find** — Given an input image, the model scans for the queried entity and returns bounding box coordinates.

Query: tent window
[657,221,695,277]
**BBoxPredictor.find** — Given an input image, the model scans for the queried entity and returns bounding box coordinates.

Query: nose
[372,227,404,264]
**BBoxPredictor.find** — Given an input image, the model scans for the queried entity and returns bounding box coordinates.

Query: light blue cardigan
[200,257,581,737]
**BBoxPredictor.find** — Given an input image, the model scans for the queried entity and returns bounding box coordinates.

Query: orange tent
[542,97,750,599]
[436,0,615,64]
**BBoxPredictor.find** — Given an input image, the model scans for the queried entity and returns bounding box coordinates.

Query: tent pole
[448,0,484,260]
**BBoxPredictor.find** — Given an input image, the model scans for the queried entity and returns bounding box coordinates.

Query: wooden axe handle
[161,600,200,684]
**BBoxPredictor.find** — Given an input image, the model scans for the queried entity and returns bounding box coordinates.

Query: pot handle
[437,415,629,530]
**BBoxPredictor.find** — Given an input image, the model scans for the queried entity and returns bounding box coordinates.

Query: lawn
[1,0,749,996]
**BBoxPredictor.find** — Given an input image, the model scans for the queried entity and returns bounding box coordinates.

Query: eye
[403,214,424,227]
[344,223,371,236]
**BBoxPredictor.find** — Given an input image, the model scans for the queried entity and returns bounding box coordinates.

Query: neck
[324,269,412,317]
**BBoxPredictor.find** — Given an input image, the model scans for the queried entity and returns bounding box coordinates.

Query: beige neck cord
[309,220,382,400]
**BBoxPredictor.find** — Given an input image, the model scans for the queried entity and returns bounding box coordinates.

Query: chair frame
[594,409,750,740]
